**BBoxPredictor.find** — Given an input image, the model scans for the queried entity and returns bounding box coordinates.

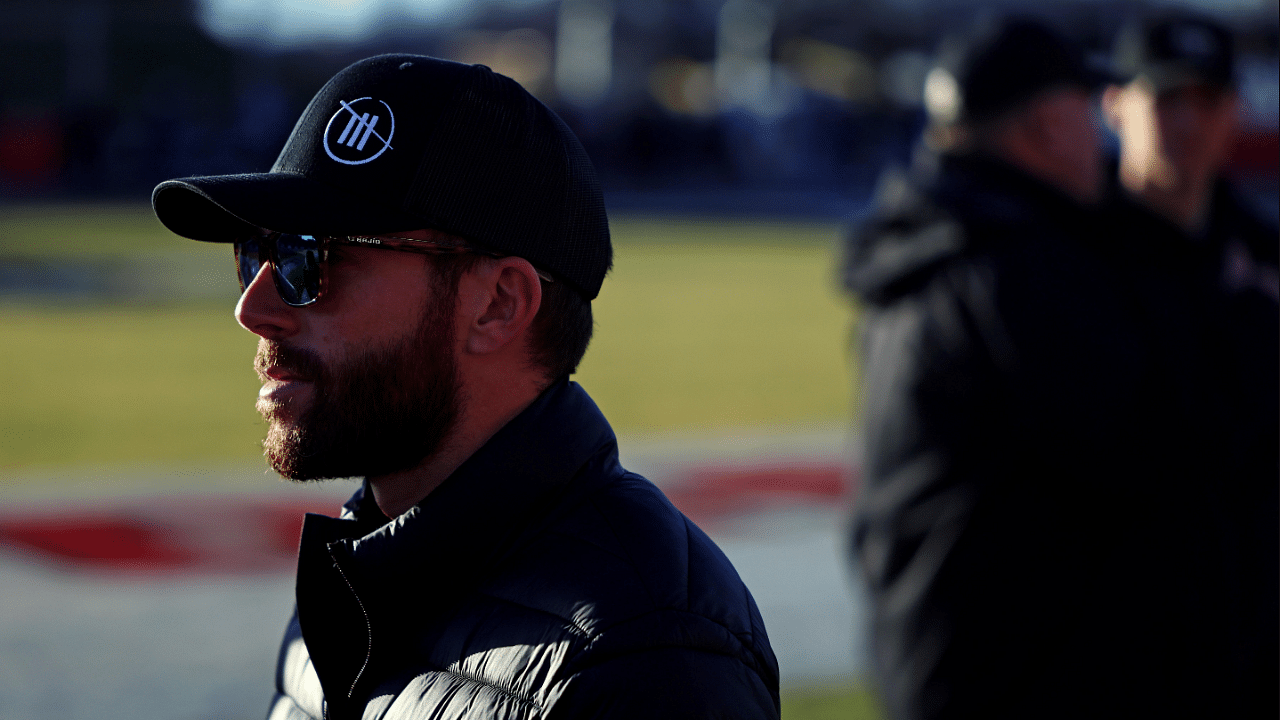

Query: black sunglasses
[234,232,551,307]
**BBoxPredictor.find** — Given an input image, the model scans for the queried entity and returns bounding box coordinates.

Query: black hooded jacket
[266,379,781,720]
[842,152,1277,720]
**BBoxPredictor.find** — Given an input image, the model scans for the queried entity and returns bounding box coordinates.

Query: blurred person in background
[841,13,1274,719]
[1104,13,1278,268]
[152,54,779,720]
[1099,11,1279,711]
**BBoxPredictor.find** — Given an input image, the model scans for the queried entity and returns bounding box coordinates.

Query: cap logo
[323,98,395,165]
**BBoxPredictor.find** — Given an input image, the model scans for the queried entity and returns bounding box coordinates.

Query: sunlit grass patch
[0,203,206,259]
[1,303,263,470]
[782,681,886,720]
[580,218,858,432]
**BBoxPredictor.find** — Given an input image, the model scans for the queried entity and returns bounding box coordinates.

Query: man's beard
[253,293,462,481]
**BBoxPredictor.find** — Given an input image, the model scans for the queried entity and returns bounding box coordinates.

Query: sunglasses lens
[234,237,262,292]
[273,233,324,306]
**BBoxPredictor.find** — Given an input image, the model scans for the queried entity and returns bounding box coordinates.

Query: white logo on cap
[323,98,395,165]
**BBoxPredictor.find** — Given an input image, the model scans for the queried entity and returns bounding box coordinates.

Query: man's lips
[257,365,314,401]
[260,365,309,383]
[255,342,323,406]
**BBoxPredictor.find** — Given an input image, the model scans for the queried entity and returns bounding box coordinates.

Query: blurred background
[0,1,1276,719]
[2,0,1274,212]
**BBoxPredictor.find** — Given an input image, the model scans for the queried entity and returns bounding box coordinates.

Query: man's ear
[461,257,543,356]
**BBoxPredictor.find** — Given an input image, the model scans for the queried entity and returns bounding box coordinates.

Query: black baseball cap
[1112,14,1235,91]
[152,54,612,300]
[926,16,1114,125]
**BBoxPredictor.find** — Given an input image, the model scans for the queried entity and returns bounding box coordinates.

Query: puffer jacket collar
[294,379,619,718]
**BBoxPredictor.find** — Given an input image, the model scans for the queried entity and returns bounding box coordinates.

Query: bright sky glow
[198,0,1276,48]
[196,0,546,46]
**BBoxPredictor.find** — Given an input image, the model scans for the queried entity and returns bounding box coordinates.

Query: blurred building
[1,0,1275,217]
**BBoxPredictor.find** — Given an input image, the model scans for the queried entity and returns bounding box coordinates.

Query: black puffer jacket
[266,380,781,720]
[842,152,1277,720]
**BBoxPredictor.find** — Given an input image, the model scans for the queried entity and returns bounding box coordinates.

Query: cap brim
[152,172,431,243]
[1141,66,1233,93]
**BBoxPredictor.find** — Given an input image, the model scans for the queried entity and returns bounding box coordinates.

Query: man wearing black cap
[152,55,779,720]
[1104,14,1276,244]
[1103,12,1278,301]
[839,15,1246,719]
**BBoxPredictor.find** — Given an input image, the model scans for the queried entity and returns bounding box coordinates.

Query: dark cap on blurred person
[1112,14,1235,91]
[925,16,1113,126]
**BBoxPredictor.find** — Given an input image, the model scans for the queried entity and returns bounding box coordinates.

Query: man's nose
[235,263,300,340]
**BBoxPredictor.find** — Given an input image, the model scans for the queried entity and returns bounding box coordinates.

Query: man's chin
[261,421,421,482]
[261,421,324,481]
[264,452,344,483]
[257,394,306,425]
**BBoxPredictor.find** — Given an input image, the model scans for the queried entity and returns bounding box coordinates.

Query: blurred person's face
[1035,86,1104,204]
[236,237,464,481]
[1105,79,1238,195]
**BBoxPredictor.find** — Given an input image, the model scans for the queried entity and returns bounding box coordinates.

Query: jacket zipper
[327,544,374,711]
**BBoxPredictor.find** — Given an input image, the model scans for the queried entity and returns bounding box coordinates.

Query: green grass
[782,683,886,719]
[1,304,263,470]
[0,202,200,259]
[580,217,858,432]
[1,206,861,472]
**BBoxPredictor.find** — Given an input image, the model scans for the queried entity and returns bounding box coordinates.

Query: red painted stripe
[0,499,337,575]
[0,463,858,574]
[664,463,857,529]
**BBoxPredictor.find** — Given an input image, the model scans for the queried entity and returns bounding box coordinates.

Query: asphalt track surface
[0,426,869,720]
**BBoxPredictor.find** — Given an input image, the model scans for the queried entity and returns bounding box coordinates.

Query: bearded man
[152,55,779,720]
